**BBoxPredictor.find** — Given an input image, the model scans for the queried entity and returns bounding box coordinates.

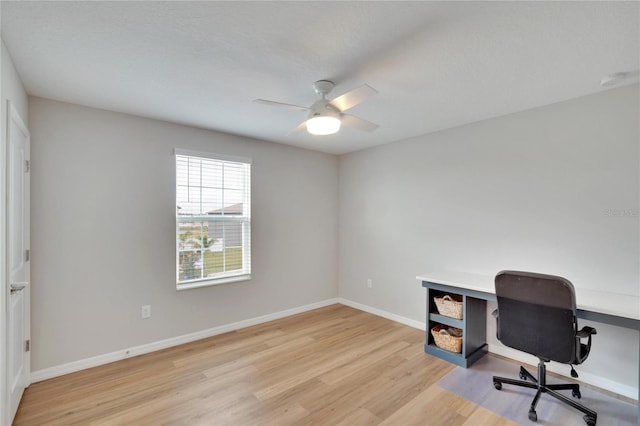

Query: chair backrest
[495,270,577,363]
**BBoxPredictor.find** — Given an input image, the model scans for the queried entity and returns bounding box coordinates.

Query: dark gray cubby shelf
[423,281,488,368]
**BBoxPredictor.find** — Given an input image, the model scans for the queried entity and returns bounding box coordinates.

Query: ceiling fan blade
[341,114,379,132]
[329,84,378,112]
[253,99,309,112]
[288,120,307,136]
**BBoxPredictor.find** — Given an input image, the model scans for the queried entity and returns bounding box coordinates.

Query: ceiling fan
[254,80,379,136]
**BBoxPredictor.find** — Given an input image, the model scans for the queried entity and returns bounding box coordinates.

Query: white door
[7,101,30,423]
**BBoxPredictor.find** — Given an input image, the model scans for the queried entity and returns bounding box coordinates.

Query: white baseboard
[336,298,426,330]
[30,297,637,402]
[31,298,340,383]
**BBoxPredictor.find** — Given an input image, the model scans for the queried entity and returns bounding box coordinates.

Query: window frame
[174,149,252,290]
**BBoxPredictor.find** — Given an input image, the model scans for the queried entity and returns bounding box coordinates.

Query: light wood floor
[14,304,515,425]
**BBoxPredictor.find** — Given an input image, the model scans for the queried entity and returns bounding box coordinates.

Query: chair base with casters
[493,358,597,426]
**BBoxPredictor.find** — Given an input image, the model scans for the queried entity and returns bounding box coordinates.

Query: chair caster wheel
[528,410,537,422]
[572,389,581,399]
[583,415,596,426]
[493,381,502,390]
[519,367,527,380]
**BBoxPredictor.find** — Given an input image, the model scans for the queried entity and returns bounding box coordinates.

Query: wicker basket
[431,324,463,353]
[434,294,463,319]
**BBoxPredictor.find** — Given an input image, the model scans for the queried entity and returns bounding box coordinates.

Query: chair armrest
[577,326,597,338]
[492,309,500,340]
[575,326,597,364]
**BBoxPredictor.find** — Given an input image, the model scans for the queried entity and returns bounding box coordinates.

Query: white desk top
[417,271,640,322]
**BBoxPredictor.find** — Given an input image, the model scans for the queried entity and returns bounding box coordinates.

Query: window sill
[176,274,251,291]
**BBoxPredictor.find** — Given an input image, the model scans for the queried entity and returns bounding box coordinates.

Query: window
[175,150,251,289]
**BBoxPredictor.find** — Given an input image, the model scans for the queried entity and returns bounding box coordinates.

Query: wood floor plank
[335,407,381,426]
[201,335,316,379]
[14,304,514,425]
[318,340,410,385]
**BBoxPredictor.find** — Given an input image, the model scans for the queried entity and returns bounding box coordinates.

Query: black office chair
[492,271,598,426]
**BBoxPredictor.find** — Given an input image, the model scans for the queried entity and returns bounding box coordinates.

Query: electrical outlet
[367,278,373,288]
[141,305,151,319]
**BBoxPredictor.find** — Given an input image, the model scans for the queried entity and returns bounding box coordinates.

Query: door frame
[1,98,10,426]
[1,95,9,426]
[2,100,31,425]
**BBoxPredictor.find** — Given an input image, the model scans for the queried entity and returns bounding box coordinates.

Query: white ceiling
[2,1,638,155]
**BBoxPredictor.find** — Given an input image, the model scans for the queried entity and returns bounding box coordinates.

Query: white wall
[16,74,640,396]
[1,39,29,425]
[338,85,639,393]
[28,97,338,371]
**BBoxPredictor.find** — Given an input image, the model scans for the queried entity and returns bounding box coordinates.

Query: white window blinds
[175,151,251,288]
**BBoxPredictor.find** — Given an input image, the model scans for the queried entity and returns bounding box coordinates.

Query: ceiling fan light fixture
[254,79,378,136]
[306,115,341,135]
